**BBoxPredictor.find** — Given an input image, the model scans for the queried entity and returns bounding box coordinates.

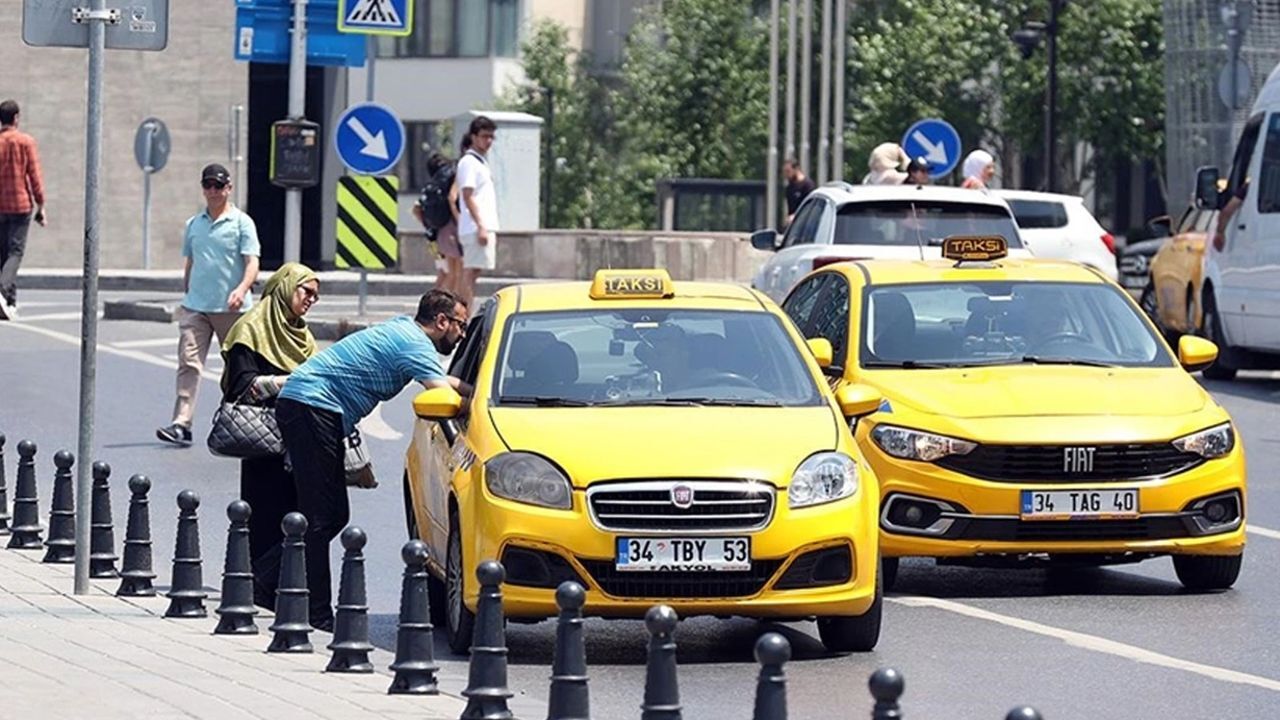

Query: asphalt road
[3,289,1279,719]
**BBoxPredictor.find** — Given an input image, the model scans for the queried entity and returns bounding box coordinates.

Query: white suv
[993,189,1118,281]
[750,183,1032,302]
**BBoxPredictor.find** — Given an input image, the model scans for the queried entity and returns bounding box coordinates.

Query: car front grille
[936,443,1203,483]
[579,558,785,599]
[587,479,777,532]
[945,516,1196,542]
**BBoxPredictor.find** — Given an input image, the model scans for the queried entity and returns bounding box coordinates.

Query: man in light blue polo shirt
[156,163,260,446]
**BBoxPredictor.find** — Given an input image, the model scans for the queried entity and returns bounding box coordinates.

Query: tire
[1139,282,1159,326]
[817,568,882,652]
[403,473,420,541]
[445,513,477,654]
[1201,292,1238,380]
[1173,554,1242,591]
[881,556,900,593]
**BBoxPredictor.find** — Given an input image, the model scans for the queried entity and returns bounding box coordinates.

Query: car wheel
[403,473,419,541]
[445,513,477,654]
[1201,293,1238,380]
[1172,554,1242,592]
[1139,282,1159,324]
[817,568,882,652]
[881,556,899,593]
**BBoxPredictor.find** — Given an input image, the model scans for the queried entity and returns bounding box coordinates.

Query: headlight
[871,425,976,462]
[1172,423,1235,459]
[484,452,573,509]
[788,452,858,509]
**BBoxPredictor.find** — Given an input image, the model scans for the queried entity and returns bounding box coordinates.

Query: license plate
[1020,489,1139,520]
[615,537,751,572]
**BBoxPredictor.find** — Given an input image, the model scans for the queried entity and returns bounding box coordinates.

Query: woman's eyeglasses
[298,286,320,301]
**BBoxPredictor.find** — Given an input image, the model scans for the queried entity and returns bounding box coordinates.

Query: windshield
[859,281,1173,368]
[834,201,1024,248]
[494,309,823,406]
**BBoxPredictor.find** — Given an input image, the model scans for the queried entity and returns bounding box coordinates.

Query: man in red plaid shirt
[0,99,46,320]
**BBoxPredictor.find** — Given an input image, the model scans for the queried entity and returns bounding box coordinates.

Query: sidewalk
[0,546,465,720]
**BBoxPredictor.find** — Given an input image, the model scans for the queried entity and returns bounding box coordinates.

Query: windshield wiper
[862,360,953,369]
[1018,355,1117,368]
[499,395,594,407]
[663,397,785,407]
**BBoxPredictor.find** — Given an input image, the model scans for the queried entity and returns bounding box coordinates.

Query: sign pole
[284,0,308,264]
[73,0,109,596]
[141,121,155,269]
[358,35,376,318]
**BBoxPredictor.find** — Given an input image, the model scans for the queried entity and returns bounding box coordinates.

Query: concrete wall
[397,229,770,283]
[1,3,248,270]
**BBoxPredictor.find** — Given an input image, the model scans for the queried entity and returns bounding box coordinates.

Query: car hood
[866,365,1208,419]
[488,405,841,487]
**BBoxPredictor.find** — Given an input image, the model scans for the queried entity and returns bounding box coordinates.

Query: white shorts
[459,231,496,271]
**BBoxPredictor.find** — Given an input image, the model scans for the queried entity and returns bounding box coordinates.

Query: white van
[1196,61,1280,379]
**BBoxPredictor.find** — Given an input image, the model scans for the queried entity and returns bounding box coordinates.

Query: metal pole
[141,122,154,270]
[283,0,307,264]
[358,35,375,317]
[817,0,832,184]
[230,105,244,208]
[74,0,108,595]
[768,0,780,226]
[799,0,812,174]
[832,0,846,181]
[1045,0,1059,193]
[784,0,796,162]
[1223,2,1244,170]
[544,86,554,228]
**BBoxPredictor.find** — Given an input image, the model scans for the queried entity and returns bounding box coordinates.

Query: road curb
[102,299,372,340]
[21,269,547,297]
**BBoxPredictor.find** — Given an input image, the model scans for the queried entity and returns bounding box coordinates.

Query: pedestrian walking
[156,164,261,446]
[862,142,909,186]
[217,263,320,608]
[456,116,499,308]
[271,289,473,630]
[961,150,996,191]
[783,158,816,227]
[0,99,46,321]
[411,145,465,294]
[903,156,931,186]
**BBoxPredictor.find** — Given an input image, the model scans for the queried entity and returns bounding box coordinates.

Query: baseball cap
[906,156,929,174]
[201,163,231,184]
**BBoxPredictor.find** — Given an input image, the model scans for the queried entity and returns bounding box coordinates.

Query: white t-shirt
[456,151,499,236]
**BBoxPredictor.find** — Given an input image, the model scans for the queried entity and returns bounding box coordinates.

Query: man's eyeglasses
[202,180,228,190]
[441,313,468,328]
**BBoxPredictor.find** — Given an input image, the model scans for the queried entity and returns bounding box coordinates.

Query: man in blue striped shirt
[274,289,472,629]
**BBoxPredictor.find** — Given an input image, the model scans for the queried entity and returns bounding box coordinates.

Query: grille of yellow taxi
[586,480,776,532]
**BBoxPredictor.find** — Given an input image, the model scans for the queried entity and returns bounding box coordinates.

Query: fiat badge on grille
[670,484,695,509]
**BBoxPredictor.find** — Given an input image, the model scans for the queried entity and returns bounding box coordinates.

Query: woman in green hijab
[219,262,320,607]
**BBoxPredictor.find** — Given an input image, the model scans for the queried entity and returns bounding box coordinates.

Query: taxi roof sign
[590,269,675,300]
[941,235,1008,263]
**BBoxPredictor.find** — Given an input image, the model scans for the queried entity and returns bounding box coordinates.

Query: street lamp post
[1013,0,1065,193]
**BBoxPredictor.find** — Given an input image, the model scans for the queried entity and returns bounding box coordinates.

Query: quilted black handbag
[207,393,284,459]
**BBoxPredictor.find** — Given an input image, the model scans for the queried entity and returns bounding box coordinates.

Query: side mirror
[413,386,463,420]
[1178,335,1219,373]
[750,229,779,251]
[1144,214,1171,238]
[834,383,882,418]
[1194,166,1221,210]
[806,337,834,369]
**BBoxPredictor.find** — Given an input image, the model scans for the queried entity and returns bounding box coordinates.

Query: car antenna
[911,201,925,261]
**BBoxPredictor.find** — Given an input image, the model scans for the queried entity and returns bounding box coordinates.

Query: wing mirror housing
[1194,166,1222,210]
[1178,335,1219,374]
[413,386,463,419]
[834,383,882,418]
[807,337,834,369]
[750,228,779,251]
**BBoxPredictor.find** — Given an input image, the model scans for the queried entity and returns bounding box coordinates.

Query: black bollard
[752,633,790,720]
[214,500,258,634]
[460,560,514,720]
[164,490,207,618]
[117,474,156,596]
[640,605,681,720]
[41,450,76,563]
[7,440,41,549]
[869,667,904,720]
[547,581,590,720]
[326,527,374,673]
[387,539,439,691]
[0,433,10,534]
[267,512,312,653]
[1005,708,1043,720]
[88,461,119,578]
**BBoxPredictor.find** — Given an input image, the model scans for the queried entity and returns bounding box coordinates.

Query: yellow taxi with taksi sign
[403,269,886,653]
[779,237,1246,591]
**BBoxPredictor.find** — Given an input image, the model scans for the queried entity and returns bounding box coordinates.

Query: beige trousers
[172,307,241,427]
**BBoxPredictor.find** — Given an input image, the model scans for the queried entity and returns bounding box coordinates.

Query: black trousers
[272,397,348,627]
[240,455,298,605]
[0,212,31,306]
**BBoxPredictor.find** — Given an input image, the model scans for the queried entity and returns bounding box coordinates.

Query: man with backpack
[412,149,463,293]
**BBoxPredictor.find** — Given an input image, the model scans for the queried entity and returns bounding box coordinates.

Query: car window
[1175,207,1198,234]
[1226,112,1265,201]
[858,281,1173,369]
[1006,199,1068,229]
[781,274,831,333]
[808,275,851,364]
[833,201,1024,248]
[1258,112,1280,214]
[447,304,492,385]
[782,200,823,248]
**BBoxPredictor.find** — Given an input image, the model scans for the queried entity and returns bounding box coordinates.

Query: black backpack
[417,162,457,231]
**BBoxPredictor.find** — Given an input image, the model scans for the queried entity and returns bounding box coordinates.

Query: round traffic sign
[334,102,406,176]
[133,117,170,173]
[901,118,961,179]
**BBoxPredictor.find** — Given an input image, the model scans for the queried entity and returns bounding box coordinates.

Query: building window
[377,0,521,59]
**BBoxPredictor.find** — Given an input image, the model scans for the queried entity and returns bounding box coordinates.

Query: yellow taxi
[403,269,885,653]
[780,237,1246,591]
[1143,189,1219,339]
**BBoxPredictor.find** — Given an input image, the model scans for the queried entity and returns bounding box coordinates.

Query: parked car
[749,183,1031,303]
[1144,197,1219,339]
[992,189,1118,280]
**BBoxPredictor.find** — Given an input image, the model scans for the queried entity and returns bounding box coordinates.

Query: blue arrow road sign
[338,0,413,36]
[334,102,405,175]
[901,118,961,179]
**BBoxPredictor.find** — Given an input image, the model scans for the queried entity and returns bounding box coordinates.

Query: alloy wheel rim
[447,530,462,634]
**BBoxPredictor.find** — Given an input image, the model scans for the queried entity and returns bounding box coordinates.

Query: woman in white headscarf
[961,149,996,190]
[862,142,909,185]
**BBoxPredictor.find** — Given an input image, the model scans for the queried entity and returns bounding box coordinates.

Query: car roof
[991,189,1084,204]
[812,182,1015,210]
[497,279,771,313]
[822,257,1111,286]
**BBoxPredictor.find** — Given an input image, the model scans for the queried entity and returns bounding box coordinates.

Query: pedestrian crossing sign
[337,0,413,36]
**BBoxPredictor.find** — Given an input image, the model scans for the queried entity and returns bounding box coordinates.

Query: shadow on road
[1198,373,1280,403]
[889,557,1186,599]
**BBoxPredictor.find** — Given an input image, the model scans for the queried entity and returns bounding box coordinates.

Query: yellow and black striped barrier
[336,175,399,270]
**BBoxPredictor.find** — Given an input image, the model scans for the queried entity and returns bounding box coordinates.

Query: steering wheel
[1030,331,1091,351]
[692,371,759,388]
